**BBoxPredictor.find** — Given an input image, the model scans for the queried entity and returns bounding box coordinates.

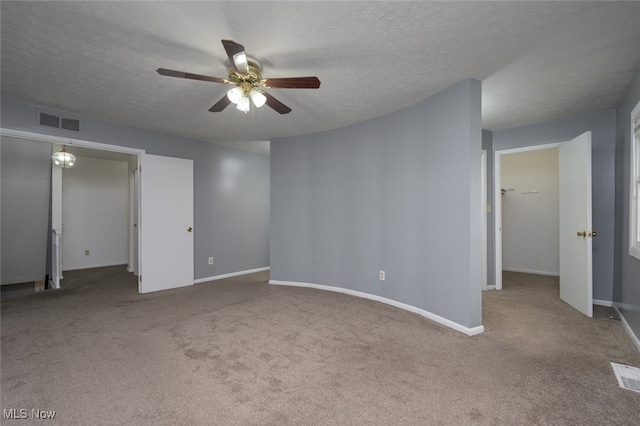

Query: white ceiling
[2,1,639,155]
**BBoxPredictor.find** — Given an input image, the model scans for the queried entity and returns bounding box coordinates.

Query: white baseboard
[614,302,639,311]
[613,304,640,353]
[484,285,496,291]
[269,280,484,337]
[62,262,128,272]
[194,267,270,284]
[593,299,613,307]
[502,267,559,277]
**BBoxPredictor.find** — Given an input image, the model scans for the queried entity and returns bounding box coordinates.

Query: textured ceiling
[2,1,640,155]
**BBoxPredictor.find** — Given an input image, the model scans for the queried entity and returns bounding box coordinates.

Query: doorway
[494,142,562,290]
[1,127,195,295]
[54,145,137,279]
[493,132,594,317]
[500,148,559,277]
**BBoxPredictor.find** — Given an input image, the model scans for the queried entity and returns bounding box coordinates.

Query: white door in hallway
[139,154,194,293]
[558,132,593,317]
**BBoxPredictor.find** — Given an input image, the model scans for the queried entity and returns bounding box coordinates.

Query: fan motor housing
[228,58,263,87]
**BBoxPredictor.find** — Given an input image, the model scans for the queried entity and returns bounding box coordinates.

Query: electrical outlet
[379,270,385,281]
[84,250,90,256]
[208,257,214,265]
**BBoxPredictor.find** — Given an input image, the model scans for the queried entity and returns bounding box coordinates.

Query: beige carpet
[1,267,639,425]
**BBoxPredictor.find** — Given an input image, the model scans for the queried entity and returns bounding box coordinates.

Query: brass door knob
[187,227,193,232]
[577,230,597,238]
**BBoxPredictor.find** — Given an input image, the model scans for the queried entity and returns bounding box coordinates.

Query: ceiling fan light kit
[250,90,267,108]
[226,86,244,104]
[157,39,321,115]
[236,95,251,112]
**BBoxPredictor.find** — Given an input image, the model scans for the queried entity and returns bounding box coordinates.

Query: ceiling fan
[156,39,321,115]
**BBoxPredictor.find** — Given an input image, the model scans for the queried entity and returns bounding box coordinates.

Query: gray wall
[0,99,270,281]
[492,110,616,302]
[1,136,52,284]
[482,129,495,287]
[271,79,483,329]
[61,156,129,270]
[614,68,640,339]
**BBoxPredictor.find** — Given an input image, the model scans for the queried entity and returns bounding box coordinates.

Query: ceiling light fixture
[157,39,320,115]
[226,86,244,104]
[51,146,76,168]
[250,90,267,108]
[226,86,267,114]
[236,96,251,112]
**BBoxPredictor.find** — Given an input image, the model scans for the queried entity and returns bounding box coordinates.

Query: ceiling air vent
[39,112,60,128]
[38,111,80,132]
[61,118,80,131]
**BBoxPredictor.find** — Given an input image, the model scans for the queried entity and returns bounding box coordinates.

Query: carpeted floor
[1,267,639,425]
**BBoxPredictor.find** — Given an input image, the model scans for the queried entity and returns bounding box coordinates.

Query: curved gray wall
[270,79,483,330]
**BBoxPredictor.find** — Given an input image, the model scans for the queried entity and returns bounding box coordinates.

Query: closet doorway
[494,132,594,317]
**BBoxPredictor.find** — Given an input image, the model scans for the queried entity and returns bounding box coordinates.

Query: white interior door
[133,167,140,276]
[558,132,593,317]
[139,154,194,293]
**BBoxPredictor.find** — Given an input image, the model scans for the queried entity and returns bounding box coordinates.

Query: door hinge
[139,165,142,173]
[139,275,142,282]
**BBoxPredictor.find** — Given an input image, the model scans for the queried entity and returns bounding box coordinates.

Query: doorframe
[481,150,488,290]
[493,142,561,290]
[128,166,140,274]
[0,127,145,284]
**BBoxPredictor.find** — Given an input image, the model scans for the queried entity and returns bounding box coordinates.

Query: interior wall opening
[1,129,142,297]
[501,148,559,280]
[493,132,595,318]
[493,142,562,291]
[56,146,138,285]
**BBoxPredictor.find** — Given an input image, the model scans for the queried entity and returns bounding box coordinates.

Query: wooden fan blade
[263,77,321,89]
[156,68,227,84]
[221,39,249,74]
[209,95,232,112]
[263,92,292,114]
